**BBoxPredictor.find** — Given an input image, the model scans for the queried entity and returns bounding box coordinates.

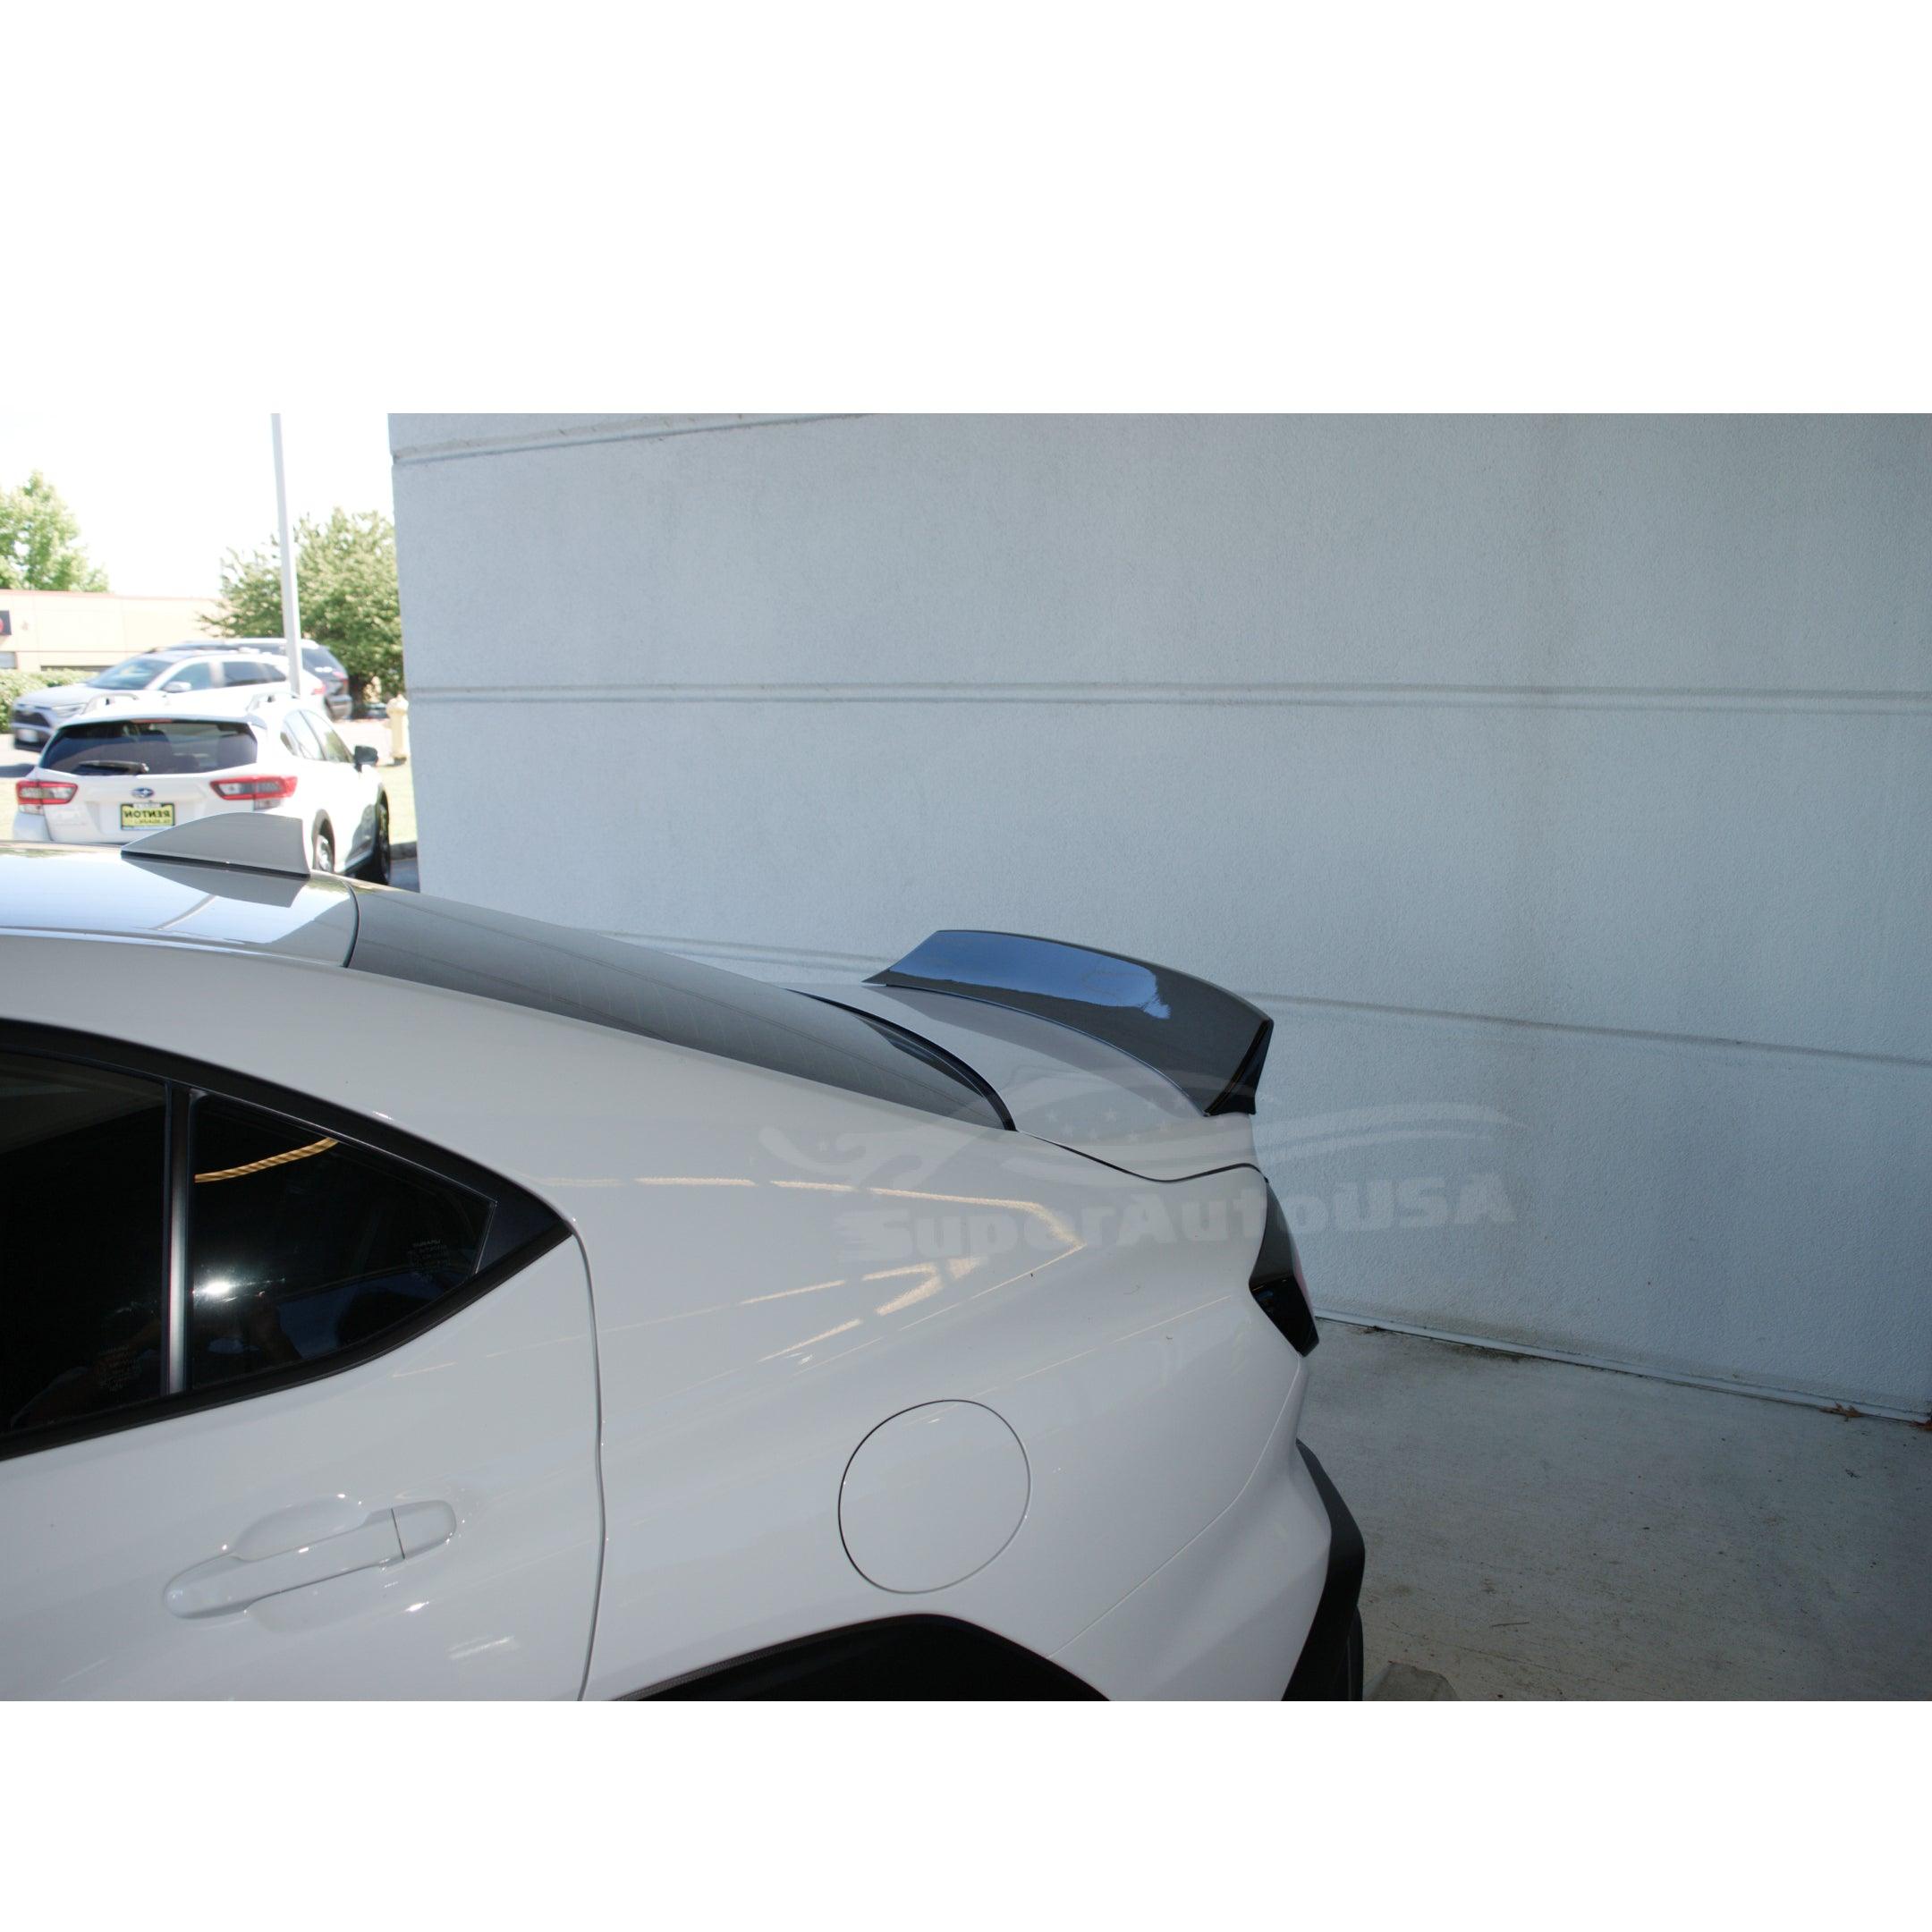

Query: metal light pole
[270,414,303,702]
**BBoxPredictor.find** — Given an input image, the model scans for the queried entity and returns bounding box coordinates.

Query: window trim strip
[161,1083,195,1394]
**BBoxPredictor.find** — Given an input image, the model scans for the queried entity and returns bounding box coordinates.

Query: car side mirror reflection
[162,680,191,693]
[353,745,378,771]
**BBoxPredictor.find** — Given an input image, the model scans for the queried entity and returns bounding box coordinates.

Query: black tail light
[1250,1184,1318,1355]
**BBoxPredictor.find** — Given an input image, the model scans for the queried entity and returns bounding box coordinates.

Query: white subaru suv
[12,706,389,879]
[0,821,1361,1699]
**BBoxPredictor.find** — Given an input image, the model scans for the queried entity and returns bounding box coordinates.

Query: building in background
[389,414,1932,1419]
[0,588,219,677]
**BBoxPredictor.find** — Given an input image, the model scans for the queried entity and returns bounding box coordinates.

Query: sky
[0,411,394,597]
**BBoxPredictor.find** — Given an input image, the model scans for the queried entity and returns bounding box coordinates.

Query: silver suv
[160,638,352,721]
[9,643,311,750]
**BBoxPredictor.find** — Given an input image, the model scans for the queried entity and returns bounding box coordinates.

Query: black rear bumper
[1284,1443,1365,1699]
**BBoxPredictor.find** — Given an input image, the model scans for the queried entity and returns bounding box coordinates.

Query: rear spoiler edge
[868,928,1272,1117]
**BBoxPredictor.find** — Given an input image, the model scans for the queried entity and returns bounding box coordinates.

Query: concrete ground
[1301,1322,1932,1699]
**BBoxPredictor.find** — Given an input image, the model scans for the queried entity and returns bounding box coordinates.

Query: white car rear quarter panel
[1052,1394,1331,1698]
[576,1135,1299,1697]
[2,927,1308,1699]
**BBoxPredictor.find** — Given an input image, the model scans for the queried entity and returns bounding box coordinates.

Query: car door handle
[165,1503,456,1619]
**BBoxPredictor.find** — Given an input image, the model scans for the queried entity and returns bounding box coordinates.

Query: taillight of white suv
[15,780,79,814]
[210,774,299,810]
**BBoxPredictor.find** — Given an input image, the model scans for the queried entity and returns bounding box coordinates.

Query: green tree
[210,508,404,705]
[0,471,110,590]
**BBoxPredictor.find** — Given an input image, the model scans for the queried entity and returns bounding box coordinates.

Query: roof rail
[123,812,312,877]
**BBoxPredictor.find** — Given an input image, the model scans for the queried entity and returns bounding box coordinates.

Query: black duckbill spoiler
[868,929,1273,1117]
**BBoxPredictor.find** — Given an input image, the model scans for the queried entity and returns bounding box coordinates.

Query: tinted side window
[219,660,272,686]
[2,1055,165,1436]
[188,1097,493,1390]
[286,712,327,758]
[165,661,215,691]
[320,724,354,765]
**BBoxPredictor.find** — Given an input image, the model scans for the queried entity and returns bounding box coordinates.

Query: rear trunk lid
[801,979,1262,1181]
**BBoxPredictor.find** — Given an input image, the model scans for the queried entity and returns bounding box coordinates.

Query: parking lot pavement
[1301,1322,1932,1699]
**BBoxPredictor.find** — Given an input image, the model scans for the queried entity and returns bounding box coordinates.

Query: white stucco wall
[390,414,1932,1416]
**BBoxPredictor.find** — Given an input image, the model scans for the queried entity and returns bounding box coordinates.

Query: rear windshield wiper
[70,759,150,774]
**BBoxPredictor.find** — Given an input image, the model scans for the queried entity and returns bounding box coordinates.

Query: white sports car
[0,818,1361,1699]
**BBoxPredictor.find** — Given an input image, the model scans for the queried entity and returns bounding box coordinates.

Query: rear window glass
[347,893,1006,1129]
[42,718,260,775]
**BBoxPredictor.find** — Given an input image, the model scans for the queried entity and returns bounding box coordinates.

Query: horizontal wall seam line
[1238,988,1932,1072]
[407,681,1932,716]
[391,414,859,467]
[597,930,1931,1071]
[1315,1311,1928,1423]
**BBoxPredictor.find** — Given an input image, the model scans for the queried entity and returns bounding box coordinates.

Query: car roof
[159,645,285,660]
[41,701,340,738]
[0,843,1004,1125]
[0,845,356,962]
[46,708,273,733]
[97,647,284,673]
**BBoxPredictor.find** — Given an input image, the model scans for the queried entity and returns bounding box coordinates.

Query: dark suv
[301,645,353,721]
